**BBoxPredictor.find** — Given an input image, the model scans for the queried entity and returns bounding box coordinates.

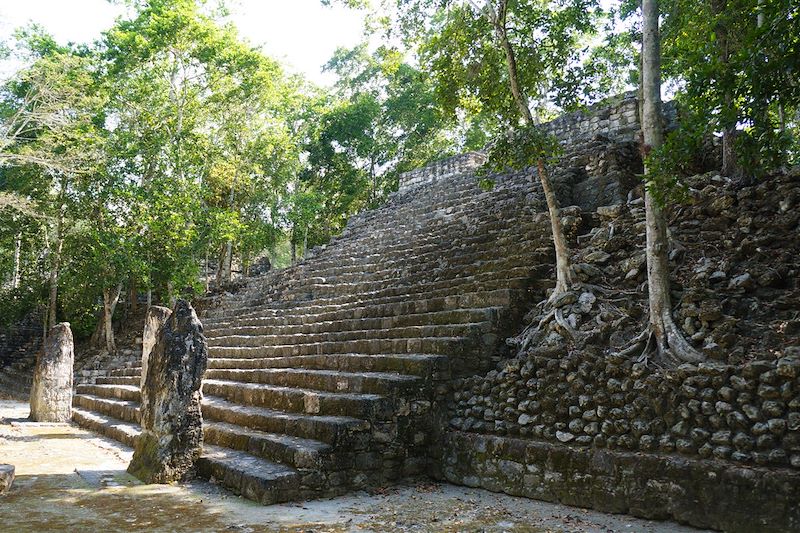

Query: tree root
[510,283,620,354]
[615,314,705,367]
[554,307,577,340]
[512,309,555,353]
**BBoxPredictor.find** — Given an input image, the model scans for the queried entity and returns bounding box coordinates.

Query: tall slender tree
[638,0,704,364]
[387,0,599,300]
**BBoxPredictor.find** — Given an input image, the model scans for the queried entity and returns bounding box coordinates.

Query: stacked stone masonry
[450,351,800,469]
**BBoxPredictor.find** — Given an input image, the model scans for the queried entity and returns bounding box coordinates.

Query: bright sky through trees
[0,0,367,85]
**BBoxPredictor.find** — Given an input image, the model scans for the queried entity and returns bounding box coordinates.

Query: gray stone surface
[127,300,207,483]
[140,305,171,389]
[442,431,800,533]
[29,322,73,422]
[0,464,14,494]
[450,350,800,470]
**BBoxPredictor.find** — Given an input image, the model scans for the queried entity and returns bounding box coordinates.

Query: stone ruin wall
[391,94,800,531]
[398,151,488,190]
[441,331,800,531]
[397,92,676,192]
[449,351,800,469]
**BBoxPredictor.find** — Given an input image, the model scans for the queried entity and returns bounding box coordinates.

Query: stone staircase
[0,341,41,400]
[71,158,553,503]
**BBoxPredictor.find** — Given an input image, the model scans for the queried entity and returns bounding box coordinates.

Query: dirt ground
[0,400,708,533]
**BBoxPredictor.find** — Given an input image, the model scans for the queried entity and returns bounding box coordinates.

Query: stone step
[206,301,505,331]
[209,285,526,326]
[206,322,489,348]
[286,223,541,276]
[302,224,542,275]
[202,379,394,420]
[337,186,531,237]
[76,383,140,402]
[195,444,303,505]
[71,407,140,448]
[108,367,142,377]
[207,353,449,378]
[204,285,515,327]
[73,394,140,424]
[203,421,335,471]
[203,368,422,396]
[206,307,502,337]
[207,336,474,359]
[218,248,541,309]
[334,187,529,239]
[201,395,370,447]
[284,264,536,301]
[96,376,140,386]
[211,220,543,290]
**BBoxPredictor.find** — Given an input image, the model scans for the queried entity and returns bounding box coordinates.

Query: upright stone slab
[140,305,172,389]
[128,300,208,483]
[29,322,73,422]
[0,464,14,494]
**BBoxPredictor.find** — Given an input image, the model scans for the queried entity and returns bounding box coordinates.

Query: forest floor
[0,400,707,533]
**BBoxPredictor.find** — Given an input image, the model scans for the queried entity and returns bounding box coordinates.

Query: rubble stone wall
[450,350,800,469]
[443,349,800,531]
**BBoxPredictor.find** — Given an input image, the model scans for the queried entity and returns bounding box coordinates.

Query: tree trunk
[215,244,226,288]
[12,231,21,290]
[491,0,572,296]
[129,278,138,315]
[102,283,123,354]
[538,160,571,295]
[290,226,297,264]
[721,124,737,176]
[641,0,704,363]
[147,287,152,309]
[48,218,63,332]
[222,241,233,284]
[167,280,176,308]
[778,105,786,133]
[242,250,250,278]
[205,246,210,293]
[711,0,739,177]
[492,1,534,124]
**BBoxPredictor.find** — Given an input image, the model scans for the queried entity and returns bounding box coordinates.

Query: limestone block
[128,300,208,483]
[29,322,74,422]
[0,464,14,494]
[140,305,172,389]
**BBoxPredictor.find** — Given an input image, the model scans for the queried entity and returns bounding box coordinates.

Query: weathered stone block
[128,300,208,484]
[29,322,74,422]
[140,305,172,389]
[0,464,14,494]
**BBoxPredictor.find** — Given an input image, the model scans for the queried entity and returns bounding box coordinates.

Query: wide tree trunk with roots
[638,0,704,364]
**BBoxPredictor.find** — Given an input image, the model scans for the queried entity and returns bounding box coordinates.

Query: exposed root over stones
[615,313,706,368]
[509,282,631,354]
